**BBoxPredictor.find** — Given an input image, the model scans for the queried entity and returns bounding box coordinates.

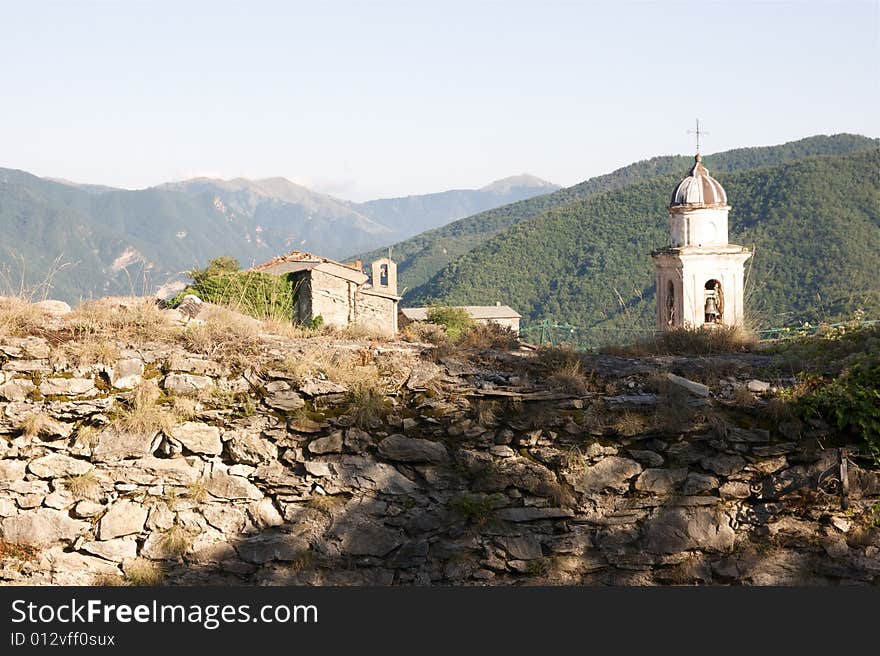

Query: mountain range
[0,169,557,303]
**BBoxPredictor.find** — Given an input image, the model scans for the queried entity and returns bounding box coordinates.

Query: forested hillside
[405,150,880,331]
[354,134,878,294]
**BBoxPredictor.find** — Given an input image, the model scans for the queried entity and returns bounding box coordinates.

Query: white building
[651,154,751,330]
[399,304,522,333]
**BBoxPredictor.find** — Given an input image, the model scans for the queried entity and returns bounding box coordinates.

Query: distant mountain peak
[480,174,559,194]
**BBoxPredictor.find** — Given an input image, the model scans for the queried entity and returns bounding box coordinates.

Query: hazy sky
[1,0,877,200]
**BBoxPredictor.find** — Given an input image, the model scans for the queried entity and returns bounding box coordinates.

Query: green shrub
[426,306,473,342]
[169,257,296,323]
[798,351,880,457]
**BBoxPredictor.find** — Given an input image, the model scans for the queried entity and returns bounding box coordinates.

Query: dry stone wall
[1,334,879,585]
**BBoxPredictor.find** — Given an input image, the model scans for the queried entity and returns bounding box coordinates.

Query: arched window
[704,279,723,324]
[665,280,675,325]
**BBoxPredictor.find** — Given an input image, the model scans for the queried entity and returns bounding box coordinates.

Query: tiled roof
[250,249,362,273]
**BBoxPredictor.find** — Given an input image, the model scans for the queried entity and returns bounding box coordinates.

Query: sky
[1,0,877,201]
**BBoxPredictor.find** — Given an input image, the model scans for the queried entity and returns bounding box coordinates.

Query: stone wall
[1,333,878,586]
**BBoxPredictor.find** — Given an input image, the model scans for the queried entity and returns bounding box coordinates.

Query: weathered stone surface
[91,428,159,462]
[378,434,449,464]
[635,468,688,493]
[81,537,138,562]
[666,373,710,397]
[299,377,347,396]
[643,507,735,553]
[168,356,226,376]
[406,360,443,390]
[46,548,121,584]
[110,359,144,389]
[304,461,332,477]
[331,518,403,557]
[20,416,74,440]
[700,454,746,476]
[97,500,148,540]
[747,379,771,393]
[2,359,51,373]
[629,449,664,468]
[570,457,642,494]
[308,432,343,455]
[719,481,752,499]
[113,456,199,486]
[163,373,214,395]
[202,505,247,535]
[0,378,35,401]
[498,535,543,560]
[344,427,373,453]
[205,471,263,500]
[683,472,719,495]
[248,499,284,528]
[33,299,72,316]
[0,459,27,482]
[227,431,278,465]
[73,500,105,518]
[236,533,310,564]
[264,390,305,412]
[496,507,573,522]
[464,453,560,497]
[169,422,222,456]
[0,509,89,545]
[28,453,93,479]
[39,377,96,397]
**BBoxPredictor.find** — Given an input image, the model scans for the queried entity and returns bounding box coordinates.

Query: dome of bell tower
[669,154,728,208]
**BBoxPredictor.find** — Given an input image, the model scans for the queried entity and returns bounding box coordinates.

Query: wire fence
[519,318,880,352]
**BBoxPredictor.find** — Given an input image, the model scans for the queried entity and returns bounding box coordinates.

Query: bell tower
[652,140,751,331]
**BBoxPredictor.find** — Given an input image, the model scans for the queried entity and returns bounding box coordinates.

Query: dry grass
[179,306,262,370]
[0,540,40,564]
[124,558,163,586]
[304,495,347,516]
[336,321,391,341]
[610,410,649,436]
[608,326,758,356]
[0,296,49,338]
[347,381,387,428]
[401,321,447,345]
[536,345,595,395]
[74,424,99,450]
[19,413,54,438]
[562,446,588,474]
[548,360,593,396]
[59,338,121,367]
[471,399,497,426]
[732,386,758,407]
[70,297,174,343]
[64,471,102,499]
[260,319,321,340]
[170,396,199,420]
[92,573,126,586]
[186,479,209,502]
[458,323,520,351]
[112,380,174,435]
[653,383,695,433]
[161,526,191,558]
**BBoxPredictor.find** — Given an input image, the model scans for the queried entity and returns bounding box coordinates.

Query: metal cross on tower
[687,119,708,154]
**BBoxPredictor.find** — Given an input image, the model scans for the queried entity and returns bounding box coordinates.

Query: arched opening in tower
[665,280,675,326]
[703,279,723,325]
